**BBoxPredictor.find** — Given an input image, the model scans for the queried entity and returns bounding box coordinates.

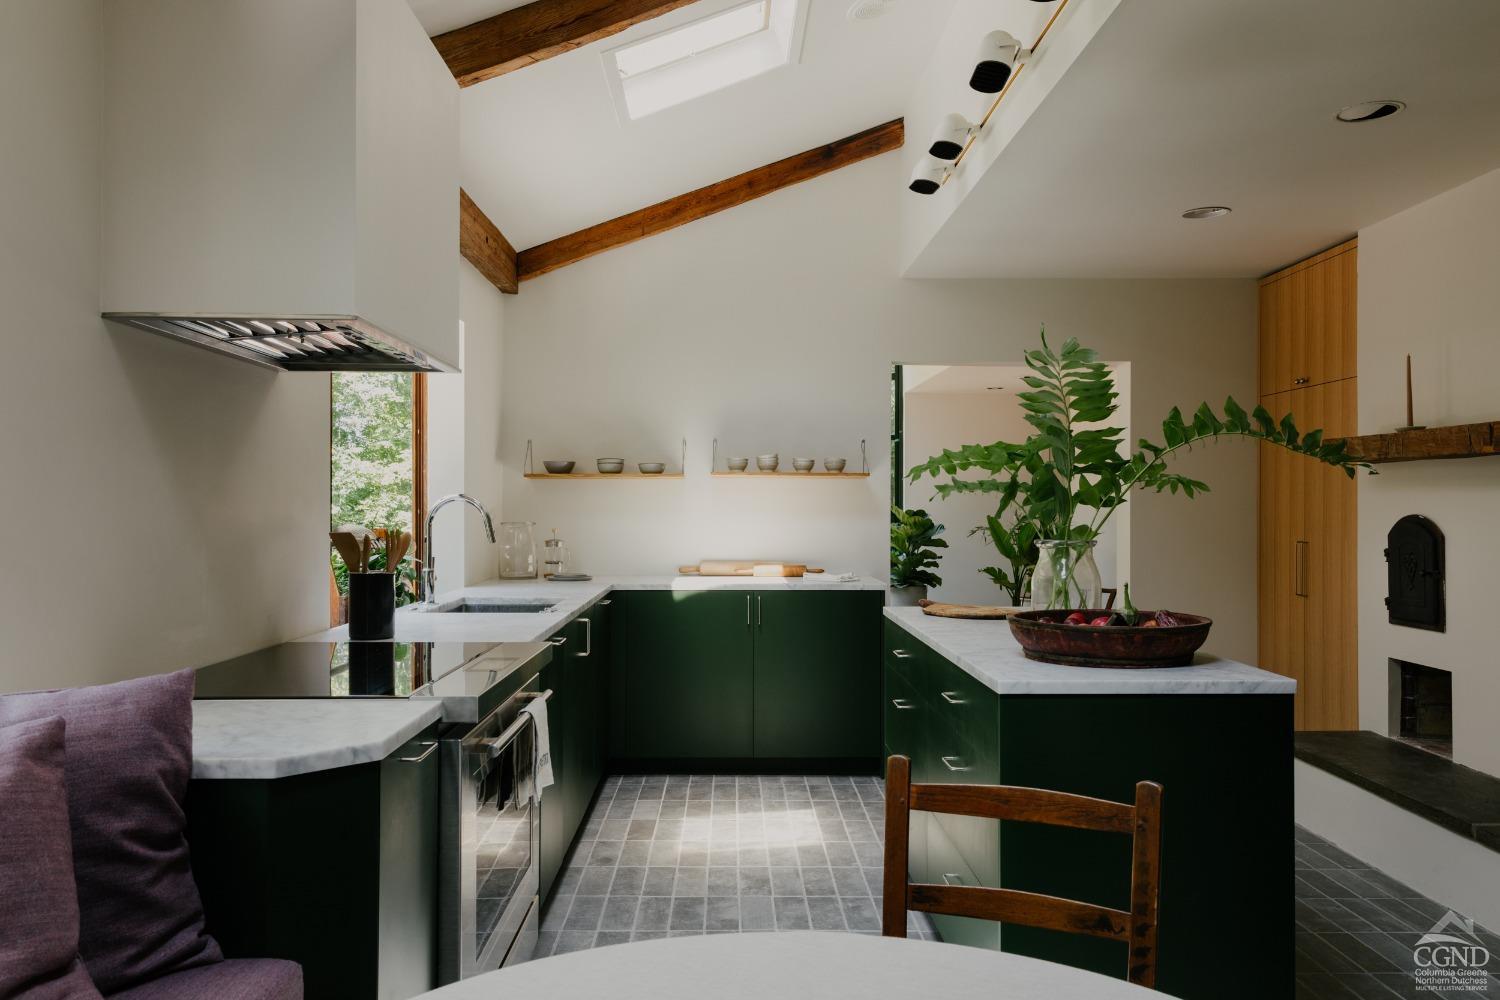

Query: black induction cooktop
[193,640,501,700]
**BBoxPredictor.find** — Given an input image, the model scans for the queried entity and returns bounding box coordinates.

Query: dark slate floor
[1295,825,1498,999]
[538,775,1497,998]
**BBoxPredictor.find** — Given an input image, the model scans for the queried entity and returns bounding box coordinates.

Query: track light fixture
[908,157,949,195]
[928,113,977,160]
[970,30,1030,93]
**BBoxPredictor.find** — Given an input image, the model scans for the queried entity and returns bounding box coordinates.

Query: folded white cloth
[521,696,554,791]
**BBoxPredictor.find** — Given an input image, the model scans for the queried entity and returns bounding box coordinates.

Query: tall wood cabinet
[1257,239,1359,730]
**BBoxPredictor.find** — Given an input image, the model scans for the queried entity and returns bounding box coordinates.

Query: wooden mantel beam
[433,0,698,88]
[459,188,517,295]
[517,118,905,281]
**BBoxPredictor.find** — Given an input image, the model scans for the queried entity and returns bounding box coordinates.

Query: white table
[415,932,1158,999]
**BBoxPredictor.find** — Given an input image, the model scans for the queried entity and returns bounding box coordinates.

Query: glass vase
[1029,540,1103,611]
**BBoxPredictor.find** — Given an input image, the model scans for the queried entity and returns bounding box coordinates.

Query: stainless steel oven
[437,677,550,983]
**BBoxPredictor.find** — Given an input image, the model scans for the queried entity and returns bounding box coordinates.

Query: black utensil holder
[348,572,395,639]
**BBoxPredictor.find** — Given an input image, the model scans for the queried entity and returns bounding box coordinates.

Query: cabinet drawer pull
[891,649,914,659]
[549,636,567,647]
[1295,540,1308,598]
[598,599,612,606]
[890,698,915,710]
[399,741,438,764]
[941,872,967,886]
[1294,376,1310,385]
[940,691,967,705]
[940,756,970,772]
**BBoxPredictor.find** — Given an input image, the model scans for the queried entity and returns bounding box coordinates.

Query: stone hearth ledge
[884,606,1295,696]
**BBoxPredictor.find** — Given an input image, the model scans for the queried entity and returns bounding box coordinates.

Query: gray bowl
[824,458,847,473]
[792,458,816,472]
[543,460,575,475]
[596,458,625,474]
[756,454,779,472]
[638,462,665,475]
[727,457,750,472]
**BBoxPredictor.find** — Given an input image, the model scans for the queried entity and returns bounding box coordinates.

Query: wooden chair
[881,755,1164,988]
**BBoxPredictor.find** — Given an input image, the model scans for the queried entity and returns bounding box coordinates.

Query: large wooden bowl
[1007,610,1213,668]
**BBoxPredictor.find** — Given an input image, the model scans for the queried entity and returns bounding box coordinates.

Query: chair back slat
[909,783,1135,834]
[882,754,1164,988]
[907,883,1129,941]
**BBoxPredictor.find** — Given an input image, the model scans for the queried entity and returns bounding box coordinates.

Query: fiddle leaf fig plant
[909,330,1373,604]
[890,506,947,590]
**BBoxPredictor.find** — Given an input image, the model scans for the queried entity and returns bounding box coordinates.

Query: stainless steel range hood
[102,314,451,373]
[100,0,461,374]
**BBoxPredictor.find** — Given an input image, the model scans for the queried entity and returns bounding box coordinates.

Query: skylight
[604,0,807,121]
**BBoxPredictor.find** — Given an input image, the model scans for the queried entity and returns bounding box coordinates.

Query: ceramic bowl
[756,454,779,471]
[543,460,575,475]
[638,462,665,475]
[727,457,750,472]
[792,458,816,472]
[596,458,625,474]
[824,458,847,473]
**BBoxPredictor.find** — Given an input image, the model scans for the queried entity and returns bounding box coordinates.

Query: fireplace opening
[1389,660,1452,759]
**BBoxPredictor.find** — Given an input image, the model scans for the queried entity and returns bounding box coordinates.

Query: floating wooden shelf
[710,471,870,478]
[524,472,684,480]
[1343,421,1500,464]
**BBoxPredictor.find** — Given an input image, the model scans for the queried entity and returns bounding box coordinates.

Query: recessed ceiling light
[1182,206,1232,220]
[1336,100,1406,123]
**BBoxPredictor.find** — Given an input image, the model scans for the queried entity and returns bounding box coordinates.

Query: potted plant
[890,506,947,606]
[909,331,1371,610]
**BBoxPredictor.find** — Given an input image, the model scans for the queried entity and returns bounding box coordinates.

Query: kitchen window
[329,372,426,623]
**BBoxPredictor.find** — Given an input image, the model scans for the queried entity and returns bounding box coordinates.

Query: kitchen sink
[420,598,558,614]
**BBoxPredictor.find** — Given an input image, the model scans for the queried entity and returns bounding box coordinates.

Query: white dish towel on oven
[521,695,555,791]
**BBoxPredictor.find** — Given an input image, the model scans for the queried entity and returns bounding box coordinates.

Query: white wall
[496,154,1262,661]
[0,0,329,693]
[461,262,507,584]
[1357,166,1500,777]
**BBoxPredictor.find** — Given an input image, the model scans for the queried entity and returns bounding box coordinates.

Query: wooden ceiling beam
[459,188,518,295]
[517,118,904,281]
[434,0,698,88]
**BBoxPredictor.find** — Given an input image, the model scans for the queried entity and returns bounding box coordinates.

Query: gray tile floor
[1295,825,1498,999]
[539,775,1497,999]
[537,774,935,957]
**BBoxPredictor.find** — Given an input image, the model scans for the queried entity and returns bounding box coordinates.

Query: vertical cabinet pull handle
[746,595,751,626]
[578,617,592,657]
[757,595,762,627]
[1295,540,1308,597]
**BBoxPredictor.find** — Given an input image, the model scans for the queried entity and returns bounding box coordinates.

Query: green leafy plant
[976,512,1037,605]
[890,506,948,590]
[909,330,1372,604]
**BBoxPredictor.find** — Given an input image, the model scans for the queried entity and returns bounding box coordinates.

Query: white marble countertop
[191,699,442,780]
[883,606,1295,695]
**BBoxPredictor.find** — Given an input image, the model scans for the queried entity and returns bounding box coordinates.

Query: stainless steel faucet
[420,494,496,605]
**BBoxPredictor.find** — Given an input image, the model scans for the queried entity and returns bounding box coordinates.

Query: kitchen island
[882,606,1295,1000]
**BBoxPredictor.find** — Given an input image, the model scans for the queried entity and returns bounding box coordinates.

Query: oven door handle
[474,688,554,757]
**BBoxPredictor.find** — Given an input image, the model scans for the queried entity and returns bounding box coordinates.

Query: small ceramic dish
[543,460,575,475]
[792,458,816,472]
[824,458,847,473]
[727,457,750,472]
[756,454,780,471]
[596,458,625,474]
[638,462,665,475]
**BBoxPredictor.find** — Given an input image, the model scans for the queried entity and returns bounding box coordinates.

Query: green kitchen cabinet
[187,724,441,1000]
[622,591,755,760]
[538,618,575,902]
[880,619,1294,1000]
[752,591,883,763]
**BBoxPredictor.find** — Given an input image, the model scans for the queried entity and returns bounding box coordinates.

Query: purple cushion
[0,670,220,994]
[102,960,301,1000]
[0,716,103,1000]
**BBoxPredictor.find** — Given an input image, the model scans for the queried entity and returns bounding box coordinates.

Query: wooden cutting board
[918,599,1023,620]
[679,561,826,577]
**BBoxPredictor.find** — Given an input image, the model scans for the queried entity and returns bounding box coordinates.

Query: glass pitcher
[497,522,537,579]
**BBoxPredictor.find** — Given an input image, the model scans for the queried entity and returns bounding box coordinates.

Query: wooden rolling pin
[679,561,826,577]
